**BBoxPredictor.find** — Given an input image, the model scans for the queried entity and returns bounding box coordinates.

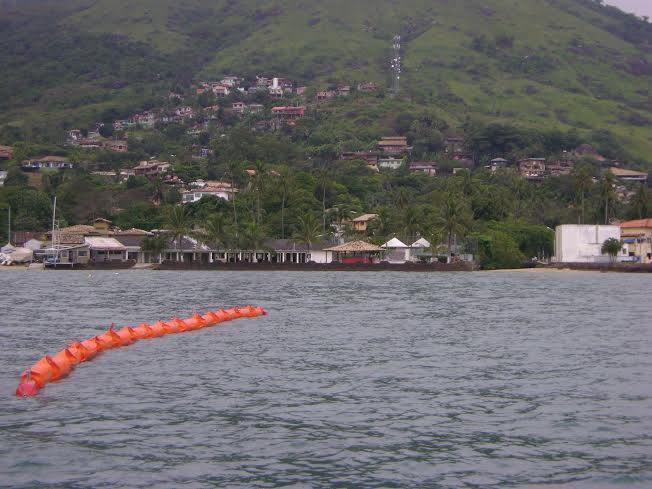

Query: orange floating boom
[15,306,268,397]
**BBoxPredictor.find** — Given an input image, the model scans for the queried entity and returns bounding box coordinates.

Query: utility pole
[390,35,402,96]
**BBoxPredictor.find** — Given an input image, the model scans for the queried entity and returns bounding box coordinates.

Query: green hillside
[1,0,651,159]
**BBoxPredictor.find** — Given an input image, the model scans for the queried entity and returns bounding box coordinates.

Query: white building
[182,184,237,203]
[378,157,404,170]
[554,225,624,263]
[0,171,7,186]
[382,237,410,263]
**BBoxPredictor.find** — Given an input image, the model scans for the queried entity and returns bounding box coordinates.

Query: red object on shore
[15,306,268,397]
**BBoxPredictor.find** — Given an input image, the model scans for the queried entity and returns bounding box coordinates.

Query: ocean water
[0,270,651,488]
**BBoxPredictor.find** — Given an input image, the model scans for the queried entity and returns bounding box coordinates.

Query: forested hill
[1,0,652,158]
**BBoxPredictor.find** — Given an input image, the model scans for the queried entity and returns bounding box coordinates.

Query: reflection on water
[1,270,651,488]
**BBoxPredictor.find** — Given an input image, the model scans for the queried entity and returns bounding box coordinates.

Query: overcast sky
[606,0,652,19]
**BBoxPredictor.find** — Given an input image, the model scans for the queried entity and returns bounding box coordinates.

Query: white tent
[411,238,431,248]
[382,237,408,249]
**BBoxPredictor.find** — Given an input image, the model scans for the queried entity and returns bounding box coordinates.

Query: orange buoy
[15,306,268,397]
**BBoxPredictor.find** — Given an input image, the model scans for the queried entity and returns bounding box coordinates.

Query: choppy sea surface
[0,270,651,488]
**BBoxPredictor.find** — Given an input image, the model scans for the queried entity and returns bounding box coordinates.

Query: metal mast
[390,35,402,96]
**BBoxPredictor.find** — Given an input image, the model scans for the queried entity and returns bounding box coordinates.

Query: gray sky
[606,0,652,19]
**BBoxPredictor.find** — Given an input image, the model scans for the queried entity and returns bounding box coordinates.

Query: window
[78,251,87,256]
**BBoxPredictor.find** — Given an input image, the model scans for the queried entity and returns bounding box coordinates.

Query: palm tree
[241,221,268,254]
[599,171,616,224]
[165,206,192,262]
[202,213,228,251]
[141,235,167,263]
[402,206,420,244]
[226,160,241,238]
[277,168,293,239]
[628,184,650,220]
[294,214,321,259]
[252,160,268,225]
[572,164,594,224]
[436,194,472,254]
[316,168,330,236]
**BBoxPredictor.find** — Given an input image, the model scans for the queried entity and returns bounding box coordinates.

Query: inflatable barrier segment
[15,306,268,397]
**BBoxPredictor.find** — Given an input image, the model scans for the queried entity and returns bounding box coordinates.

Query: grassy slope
[1,0,651,159]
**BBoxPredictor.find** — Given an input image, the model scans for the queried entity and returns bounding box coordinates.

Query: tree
[277,168,293,239]
[599,171,616,224]
[251,160,268,225]
[475,229,526,270]
[202,213,229,251]
[601,237,622,263]
[241,221,267,252]
[316,167,331,236]
[626,185,651,220]
[293,214,321,258]
[98,124,114,138]
[436,194,472,253]
[572,164,594,224]
[165,206,192,261]
[141,235,167,263]
[226,160,242,239]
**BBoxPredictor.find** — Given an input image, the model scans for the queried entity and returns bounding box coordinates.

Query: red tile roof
[620,219,652,229]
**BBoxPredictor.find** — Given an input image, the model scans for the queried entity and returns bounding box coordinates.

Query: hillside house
[0,171,7,186]
[316,90,337,102]
[66,130,83,144]
[212,85,230,97]
[378,156,404,170]
[220,76,241,88]
[608,167,648,183]
[444,136,466,156]
[133,160,170,178]
[21,156,74,171]
[296,86,307,96]
[519,158,546,180]
[351,214,378,233]
[340,151,381,170]
[175,107,195,120]
[104,140,128,152]
[486,158,509,172]
[378,136,409,156]
[182,183,237,203]
[337,85,351,96]
[409,163,438,176]
[248,104,264,114]
[269,87,284,98]
[547,159,574,177]
[358,82,378,93]
[232,102,247,114]
[272,106,306,120]
[0,145,13,160]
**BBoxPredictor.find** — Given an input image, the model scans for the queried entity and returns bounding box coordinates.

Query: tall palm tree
[141,235,167,263]
[252,160,268,225]
[572,164,594,224]
[165,206,192,262]
[241,221,268,254]
[402,206,420,244]
[436,195,471,254]
[277,168,293,239]
[599,171,616,224]
[226,160,241,238]
[202,213,228,251]
[316,168,330,236]
[294,214,321,258]
[628,184,650,219]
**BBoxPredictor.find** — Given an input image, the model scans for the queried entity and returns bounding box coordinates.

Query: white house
[382,237,410,263]
[378,157,404,170]
[182,183,237,203]
[554,225,625,263]
[0,171,7,186]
